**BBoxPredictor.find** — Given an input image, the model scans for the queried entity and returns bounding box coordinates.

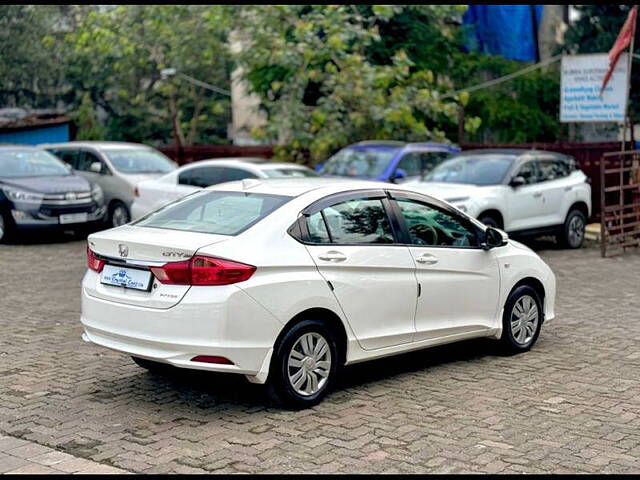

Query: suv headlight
[2,186,44,203]
[91,185,104,204]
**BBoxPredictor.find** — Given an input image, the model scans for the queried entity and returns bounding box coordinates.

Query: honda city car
[81,178,556,408]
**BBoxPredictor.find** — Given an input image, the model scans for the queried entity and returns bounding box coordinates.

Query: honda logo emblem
[118,244,129,258]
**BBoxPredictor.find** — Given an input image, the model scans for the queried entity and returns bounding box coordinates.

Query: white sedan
[414,149,592,248]
[131,157,318,220]
[83,178,556,408]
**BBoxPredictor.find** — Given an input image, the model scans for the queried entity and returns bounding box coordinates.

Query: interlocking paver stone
[1,237,640,473]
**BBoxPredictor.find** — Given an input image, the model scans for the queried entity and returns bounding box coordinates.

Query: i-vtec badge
[118,244,129,258]
[162,251,191,258]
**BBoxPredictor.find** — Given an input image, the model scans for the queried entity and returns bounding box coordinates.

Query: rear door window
[178,166,257,188]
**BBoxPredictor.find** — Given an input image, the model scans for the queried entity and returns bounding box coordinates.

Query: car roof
[458,148,571,159]
[179,158,312,171]
[206,177,386,197]
[349,140,459,150]
[38,141,155,150]
[0,144,44,150]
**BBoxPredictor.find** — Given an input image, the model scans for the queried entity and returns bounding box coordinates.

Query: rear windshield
[133,190,292,235]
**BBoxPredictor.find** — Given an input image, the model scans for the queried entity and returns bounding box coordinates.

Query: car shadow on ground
[91,337,507,413]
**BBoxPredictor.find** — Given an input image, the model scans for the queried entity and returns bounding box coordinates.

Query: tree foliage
[55,5,233,145]
[233,5,475,161]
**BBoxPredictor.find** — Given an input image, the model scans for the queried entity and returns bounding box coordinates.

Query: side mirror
[391,168,407,183]
[89,161,103,174]
[510,176,526,188]
[481,227,508,250]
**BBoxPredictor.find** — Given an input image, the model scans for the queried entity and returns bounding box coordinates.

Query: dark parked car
[0,146,106,242]
[317,141,460,183]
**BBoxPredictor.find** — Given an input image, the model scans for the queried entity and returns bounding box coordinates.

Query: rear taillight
[150,256,256,286]
[87,246,105,273]
[134,186,139,197]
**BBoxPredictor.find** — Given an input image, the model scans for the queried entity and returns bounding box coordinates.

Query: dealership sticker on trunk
[59,213,88,224]
[100,265,152,291]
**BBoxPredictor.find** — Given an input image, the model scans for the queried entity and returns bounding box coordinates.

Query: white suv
[413,149,592,248]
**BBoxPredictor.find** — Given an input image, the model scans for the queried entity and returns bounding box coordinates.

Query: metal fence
[599,150,640,257]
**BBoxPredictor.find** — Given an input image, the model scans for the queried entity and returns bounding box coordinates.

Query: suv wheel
[478,214,499,228]
[560,208,586,249]
[500,285,543,353]
[268,319,338,409]
[0,210,13,244]
[109,202,130,228]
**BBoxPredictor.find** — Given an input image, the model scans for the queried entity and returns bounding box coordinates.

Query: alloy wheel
[568,214,584,247]
[111,206,129,227]
[510,295,539,345]
[287,332,332,396]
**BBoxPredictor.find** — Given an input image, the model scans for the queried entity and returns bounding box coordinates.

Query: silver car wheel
[111,205,129,227]
[287,332,331,397]
[510,295,539,345]
[568,214,584,247]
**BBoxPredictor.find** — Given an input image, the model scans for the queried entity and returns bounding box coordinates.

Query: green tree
[61,5,232,146]
[74,93,104,140]
[233,5,475,162]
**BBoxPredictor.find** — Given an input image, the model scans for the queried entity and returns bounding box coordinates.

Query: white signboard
[560,53,629,123]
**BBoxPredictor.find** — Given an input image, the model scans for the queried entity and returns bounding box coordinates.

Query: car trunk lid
[85,225,230,309]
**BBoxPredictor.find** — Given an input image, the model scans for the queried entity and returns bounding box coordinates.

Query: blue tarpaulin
[462,5,544,62]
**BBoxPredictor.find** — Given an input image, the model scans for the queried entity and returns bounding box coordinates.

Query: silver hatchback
[41,142,177,228]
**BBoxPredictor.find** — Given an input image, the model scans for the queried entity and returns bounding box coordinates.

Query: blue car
[317,141,460,183]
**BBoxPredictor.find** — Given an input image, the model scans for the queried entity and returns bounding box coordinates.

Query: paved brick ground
[1,235,640,473]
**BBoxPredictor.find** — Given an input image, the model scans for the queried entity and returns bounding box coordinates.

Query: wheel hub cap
[287,332,331,397]
[510,295,539,345]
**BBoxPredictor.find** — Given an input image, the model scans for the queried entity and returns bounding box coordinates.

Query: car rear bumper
[80,280,282,379]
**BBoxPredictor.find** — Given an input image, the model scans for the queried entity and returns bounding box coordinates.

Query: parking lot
[1,235,640,474]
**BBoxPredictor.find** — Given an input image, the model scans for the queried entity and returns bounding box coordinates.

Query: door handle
[318,251,347,262]
[564,186,573,192]
[532,192,543,198]
[415,254,439,265]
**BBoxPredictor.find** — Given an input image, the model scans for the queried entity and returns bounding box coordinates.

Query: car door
[536,157,572,226]
[301,190,418,350]
[505,159,547,231]
[388,191,501,341]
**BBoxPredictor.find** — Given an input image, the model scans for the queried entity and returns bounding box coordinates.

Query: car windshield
[104,148,175,174]
[424,154,515,186]
[0,149,71,178]
[133,190,292,236]
[320,147,399,177]
[262,168,319,178]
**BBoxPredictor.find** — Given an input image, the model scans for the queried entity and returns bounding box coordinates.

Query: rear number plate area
[100,264,152,291]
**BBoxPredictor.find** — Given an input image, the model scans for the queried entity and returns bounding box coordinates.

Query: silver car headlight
[91,185,104,204]
[2,186,44,203]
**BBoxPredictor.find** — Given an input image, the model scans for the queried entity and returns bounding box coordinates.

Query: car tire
[267,319,338,409]
[0,209,14,244]
[500,285,543,354]
[478,214,499,228]
[109,202,130,228]
[131,356,168,373]
[559,208,586,249]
